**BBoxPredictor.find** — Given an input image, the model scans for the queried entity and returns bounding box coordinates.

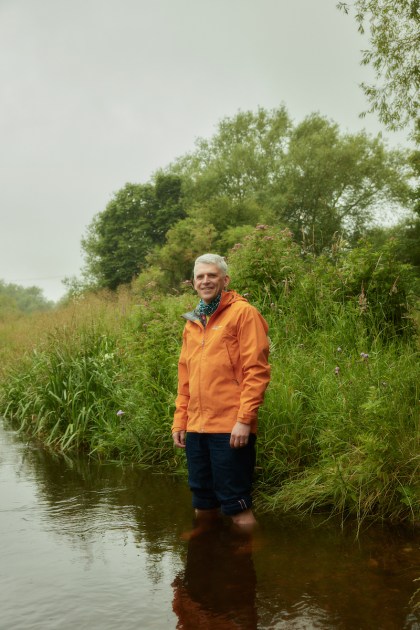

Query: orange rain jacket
[172,290,271,434]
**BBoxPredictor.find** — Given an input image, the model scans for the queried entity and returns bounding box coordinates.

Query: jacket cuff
[236,414,255,425]
[172,424,187,434]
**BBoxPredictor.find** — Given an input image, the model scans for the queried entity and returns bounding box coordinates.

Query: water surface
[0,422,419,629]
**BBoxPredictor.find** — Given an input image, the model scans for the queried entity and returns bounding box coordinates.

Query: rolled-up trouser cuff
[191,489,220,511]
[220,496,253,516]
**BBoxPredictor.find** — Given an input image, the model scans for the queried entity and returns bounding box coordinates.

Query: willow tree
[338,0,420,132]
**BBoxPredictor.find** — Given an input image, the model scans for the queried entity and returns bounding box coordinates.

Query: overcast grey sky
[0,0,409,301]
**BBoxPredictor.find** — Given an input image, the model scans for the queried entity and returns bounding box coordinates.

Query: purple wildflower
[116,410,125,416]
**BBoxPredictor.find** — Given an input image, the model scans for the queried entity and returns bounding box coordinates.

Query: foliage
[169,108,412,254]
[269,115,411,251]
[131,265,170,297]
[0,280,53,318]
[258,340,420,526]
[367,217,420,277]
[228,225,305,306]
[81,174,185,290]
[333,237,417,336]
[228,225,417,337]
[1,327,126,451]
[172,106,291,208]
[72,106,414,299]
[338,0,420,131]
[142,218,218,288]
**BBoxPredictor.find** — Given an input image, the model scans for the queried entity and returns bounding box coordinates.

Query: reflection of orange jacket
[172,290,270,434]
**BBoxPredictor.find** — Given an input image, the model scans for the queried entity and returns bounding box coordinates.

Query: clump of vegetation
[1,228,418,526]
[0,281,53,319]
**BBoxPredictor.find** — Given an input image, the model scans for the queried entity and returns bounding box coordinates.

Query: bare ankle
[195,508,221,522]
[231,509,257,529]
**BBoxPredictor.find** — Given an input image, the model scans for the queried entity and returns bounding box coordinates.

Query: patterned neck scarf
[195,293,222,327]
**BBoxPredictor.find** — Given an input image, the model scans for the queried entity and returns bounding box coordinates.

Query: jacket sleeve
[236,305,271,423]
[172,327,189,433]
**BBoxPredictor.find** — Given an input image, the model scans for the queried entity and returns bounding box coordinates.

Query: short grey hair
[193,253,228,278]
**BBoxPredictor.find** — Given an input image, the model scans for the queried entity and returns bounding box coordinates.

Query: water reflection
[1,422,419,630]
[255,516,420,629]
[172,521,257,629]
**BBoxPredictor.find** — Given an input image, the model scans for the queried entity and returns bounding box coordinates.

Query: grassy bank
[1,228,419,525]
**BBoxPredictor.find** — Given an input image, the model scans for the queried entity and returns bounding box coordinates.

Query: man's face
[194,263,230,304]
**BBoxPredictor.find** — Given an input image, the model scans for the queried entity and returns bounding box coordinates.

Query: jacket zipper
[192,308,221,432]
[199,325,205,431]
[197,311,216,432]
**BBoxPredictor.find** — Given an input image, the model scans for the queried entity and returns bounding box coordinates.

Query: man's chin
[200,292,216,303]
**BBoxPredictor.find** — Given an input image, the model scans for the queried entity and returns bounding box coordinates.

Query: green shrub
[333,237,417,337]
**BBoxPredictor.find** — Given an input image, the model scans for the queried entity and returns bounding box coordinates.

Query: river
[0,421,419,629]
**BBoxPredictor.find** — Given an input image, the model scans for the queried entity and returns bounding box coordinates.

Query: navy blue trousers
[185,432,256,516]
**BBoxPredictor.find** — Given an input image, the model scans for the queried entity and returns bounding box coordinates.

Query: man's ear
[224,274,230,289]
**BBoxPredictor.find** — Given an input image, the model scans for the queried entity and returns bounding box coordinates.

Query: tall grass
[1,229,419,524]
[256,330,420,525]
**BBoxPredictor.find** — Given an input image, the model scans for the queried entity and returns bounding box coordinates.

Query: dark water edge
[0,420,419,630]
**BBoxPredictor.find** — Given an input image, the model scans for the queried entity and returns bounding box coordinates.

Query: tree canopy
[269,114,411,250]
[79,107,414,292]
[171,108,411,252]
[0,281,53,318]
[338,0,420,131]
[81,174,184,290]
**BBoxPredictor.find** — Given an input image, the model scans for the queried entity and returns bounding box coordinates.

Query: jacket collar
[181,290,238,322]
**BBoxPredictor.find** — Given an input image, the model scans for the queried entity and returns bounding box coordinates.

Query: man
[172,253,271,529]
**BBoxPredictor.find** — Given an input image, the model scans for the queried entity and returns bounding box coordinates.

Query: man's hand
[173,430,186,448]
[230,421,251,448]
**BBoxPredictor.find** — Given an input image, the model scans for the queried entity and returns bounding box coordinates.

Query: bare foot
[231,508,257,532]
[180,508,222,540]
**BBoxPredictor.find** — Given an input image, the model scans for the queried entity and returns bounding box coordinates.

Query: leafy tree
[269,114,411,251]
[187,196,265,236]
[81,174,184,290]
[153,172,185,239]
[408,118,420,216]
[81,107,414,293]
[171,107,290,229]
[0,281,53,317]
[171,108,412,253]
[143,218,218,288]
[217,224,256,253]
[338,0,420,131]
